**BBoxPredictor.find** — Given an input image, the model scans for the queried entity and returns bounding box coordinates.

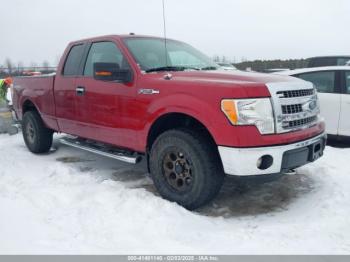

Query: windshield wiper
[145,66,200,73]
[145,66,186,73]
[200,66,218,71]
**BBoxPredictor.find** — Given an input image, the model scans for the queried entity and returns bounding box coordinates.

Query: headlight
[221,98,275,134]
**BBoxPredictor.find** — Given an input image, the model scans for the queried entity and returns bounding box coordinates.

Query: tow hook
[284,169,297,175]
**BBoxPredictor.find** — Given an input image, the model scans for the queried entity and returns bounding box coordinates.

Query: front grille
[282,104,303,114]
[268,83,319,134]
[277,89,314,98]
[283,116,317,129]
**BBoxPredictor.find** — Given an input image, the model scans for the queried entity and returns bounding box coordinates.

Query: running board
[60,136,142,164]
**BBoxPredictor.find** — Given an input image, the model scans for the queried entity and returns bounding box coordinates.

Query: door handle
[76,86,85,96]
[138,88,160,95]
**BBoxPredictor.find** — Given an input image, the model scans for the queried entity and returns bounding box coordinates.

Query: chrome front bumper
[218,132,327,176]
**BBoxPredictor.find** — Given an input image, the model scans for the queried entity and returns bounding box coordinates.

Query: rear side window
[345,71,350,94]
[63,44,85,76]
[296,71,336,93]
[83,42,129,76]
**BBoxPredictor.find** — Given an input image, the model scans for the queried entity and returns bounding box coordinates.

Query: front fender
[140,93,220,148]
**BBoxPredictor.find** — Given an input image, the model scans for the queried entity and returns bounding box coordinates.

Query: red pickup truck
[13,35,326,209]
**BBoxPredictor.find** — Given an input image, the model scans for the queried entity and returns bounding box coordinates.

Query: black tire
[149,128,224,210]
[22,111,53,153]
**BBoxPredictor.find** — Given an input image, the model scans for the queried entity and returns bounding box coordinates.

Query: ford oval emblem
[309,101,317,111]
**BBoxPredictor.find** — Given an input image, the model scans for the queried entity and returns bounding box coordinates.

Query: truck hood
[167,69,301,85]
[142,69,306,99]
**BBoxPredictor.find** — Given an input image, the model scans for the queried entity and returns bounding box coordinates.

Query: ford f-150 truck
[12,35,326,209]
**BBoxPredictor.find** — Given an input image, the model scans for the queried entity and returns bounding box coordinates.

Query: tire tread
[150,128,224,210]
[22,111,53,153]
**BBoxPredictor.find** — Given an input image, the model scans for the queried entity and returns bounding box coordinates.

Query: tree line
[234,59,308,72]
[0,58,56,78]
[213,55,308,72]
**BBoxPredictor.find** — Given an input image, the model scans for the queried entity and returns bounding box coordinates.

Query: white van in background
[276,66,350,139]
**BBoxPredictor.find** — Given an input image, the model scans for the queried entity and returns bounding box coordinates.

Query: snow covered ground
[0,133,350,254]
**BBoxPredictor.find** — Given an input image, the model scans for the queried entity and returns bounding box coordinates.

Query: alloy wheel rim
[162,149,193,192]
[26,122,35,144]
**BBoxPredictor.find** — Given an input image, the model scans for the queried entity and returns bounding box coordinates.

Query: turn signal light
[95,71,112,76]
[221,100,238,124]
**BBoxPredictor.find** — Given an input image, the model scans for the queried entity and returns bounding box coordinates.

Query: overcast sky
[1,0,349,67]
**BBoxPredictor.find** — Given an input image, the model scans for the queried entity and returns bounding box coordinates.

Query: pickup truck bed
[14,74,58,131]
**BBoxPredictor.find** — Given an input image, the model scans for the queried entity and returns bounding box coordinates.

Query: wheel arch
[145,112,220,172]
[147,112,217,151]
[22,99,39,115]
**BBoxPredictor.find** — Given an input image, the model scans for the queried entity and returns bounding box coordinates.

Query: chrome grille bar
[277,89,315,98]
[281,104,303,114]
[266,82,319,134]
[282,115,318,129]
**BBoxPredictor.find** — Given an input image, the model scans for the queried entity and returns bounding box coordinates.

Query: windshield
[123,37,218,72]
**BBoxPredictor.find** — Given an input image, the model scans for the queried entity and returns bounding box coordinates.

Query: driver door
[74,41,137,148]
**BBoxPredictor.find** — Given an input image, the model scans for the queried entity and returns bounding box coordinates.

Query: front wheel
[149,128,224,210]
[22,111,53,153]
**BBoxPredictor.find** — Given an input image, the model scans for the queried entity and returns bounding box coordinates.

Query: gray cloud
[1,0,349,66]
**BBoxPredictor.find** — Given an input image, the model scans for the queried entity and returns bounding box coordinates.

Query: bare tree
[221,56,227,63]
[5,58,13,74]
[42,60,50,71]
[240,56,248,62]
[17,61,24,73]
[213,55,220,62]
[30,62,38,71]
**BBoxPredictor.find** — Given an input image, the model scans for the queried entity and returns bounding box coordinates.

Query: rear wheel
[149,128,224,210]
[22,111,53,153]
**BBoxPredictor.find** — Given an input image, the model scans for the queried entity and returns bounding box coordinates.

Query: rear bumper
[218,132,327,176]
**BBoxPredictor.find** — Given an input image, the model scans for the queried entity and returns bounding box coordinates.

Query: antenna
[162,0,168,67]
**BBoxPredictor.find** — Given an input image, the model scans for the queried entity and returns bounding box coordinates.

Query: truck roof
[68,34,169,45]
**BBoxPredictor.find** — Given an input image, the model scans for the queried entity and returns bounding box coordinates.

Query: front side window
[123,38,218,72]
[297,71,336,93]
[63,44,85,76]
[345,71,350,94]
[84,42,130,76]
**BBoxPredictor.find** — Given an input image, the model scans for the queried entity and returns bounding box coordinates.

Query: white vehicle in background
[306,56,350,68]
[275,66,350,139]
[217,63,237,71]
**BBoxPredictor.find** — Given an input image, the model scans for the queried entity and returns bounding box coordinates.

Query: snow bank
[0,134,349,254]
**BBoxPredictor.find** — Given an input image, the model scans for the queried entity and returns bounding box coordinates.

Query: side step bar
[60,136,142,164]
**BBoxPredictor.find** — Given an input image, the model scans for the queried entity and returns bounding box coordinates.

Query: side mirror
[93,62,132,83]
